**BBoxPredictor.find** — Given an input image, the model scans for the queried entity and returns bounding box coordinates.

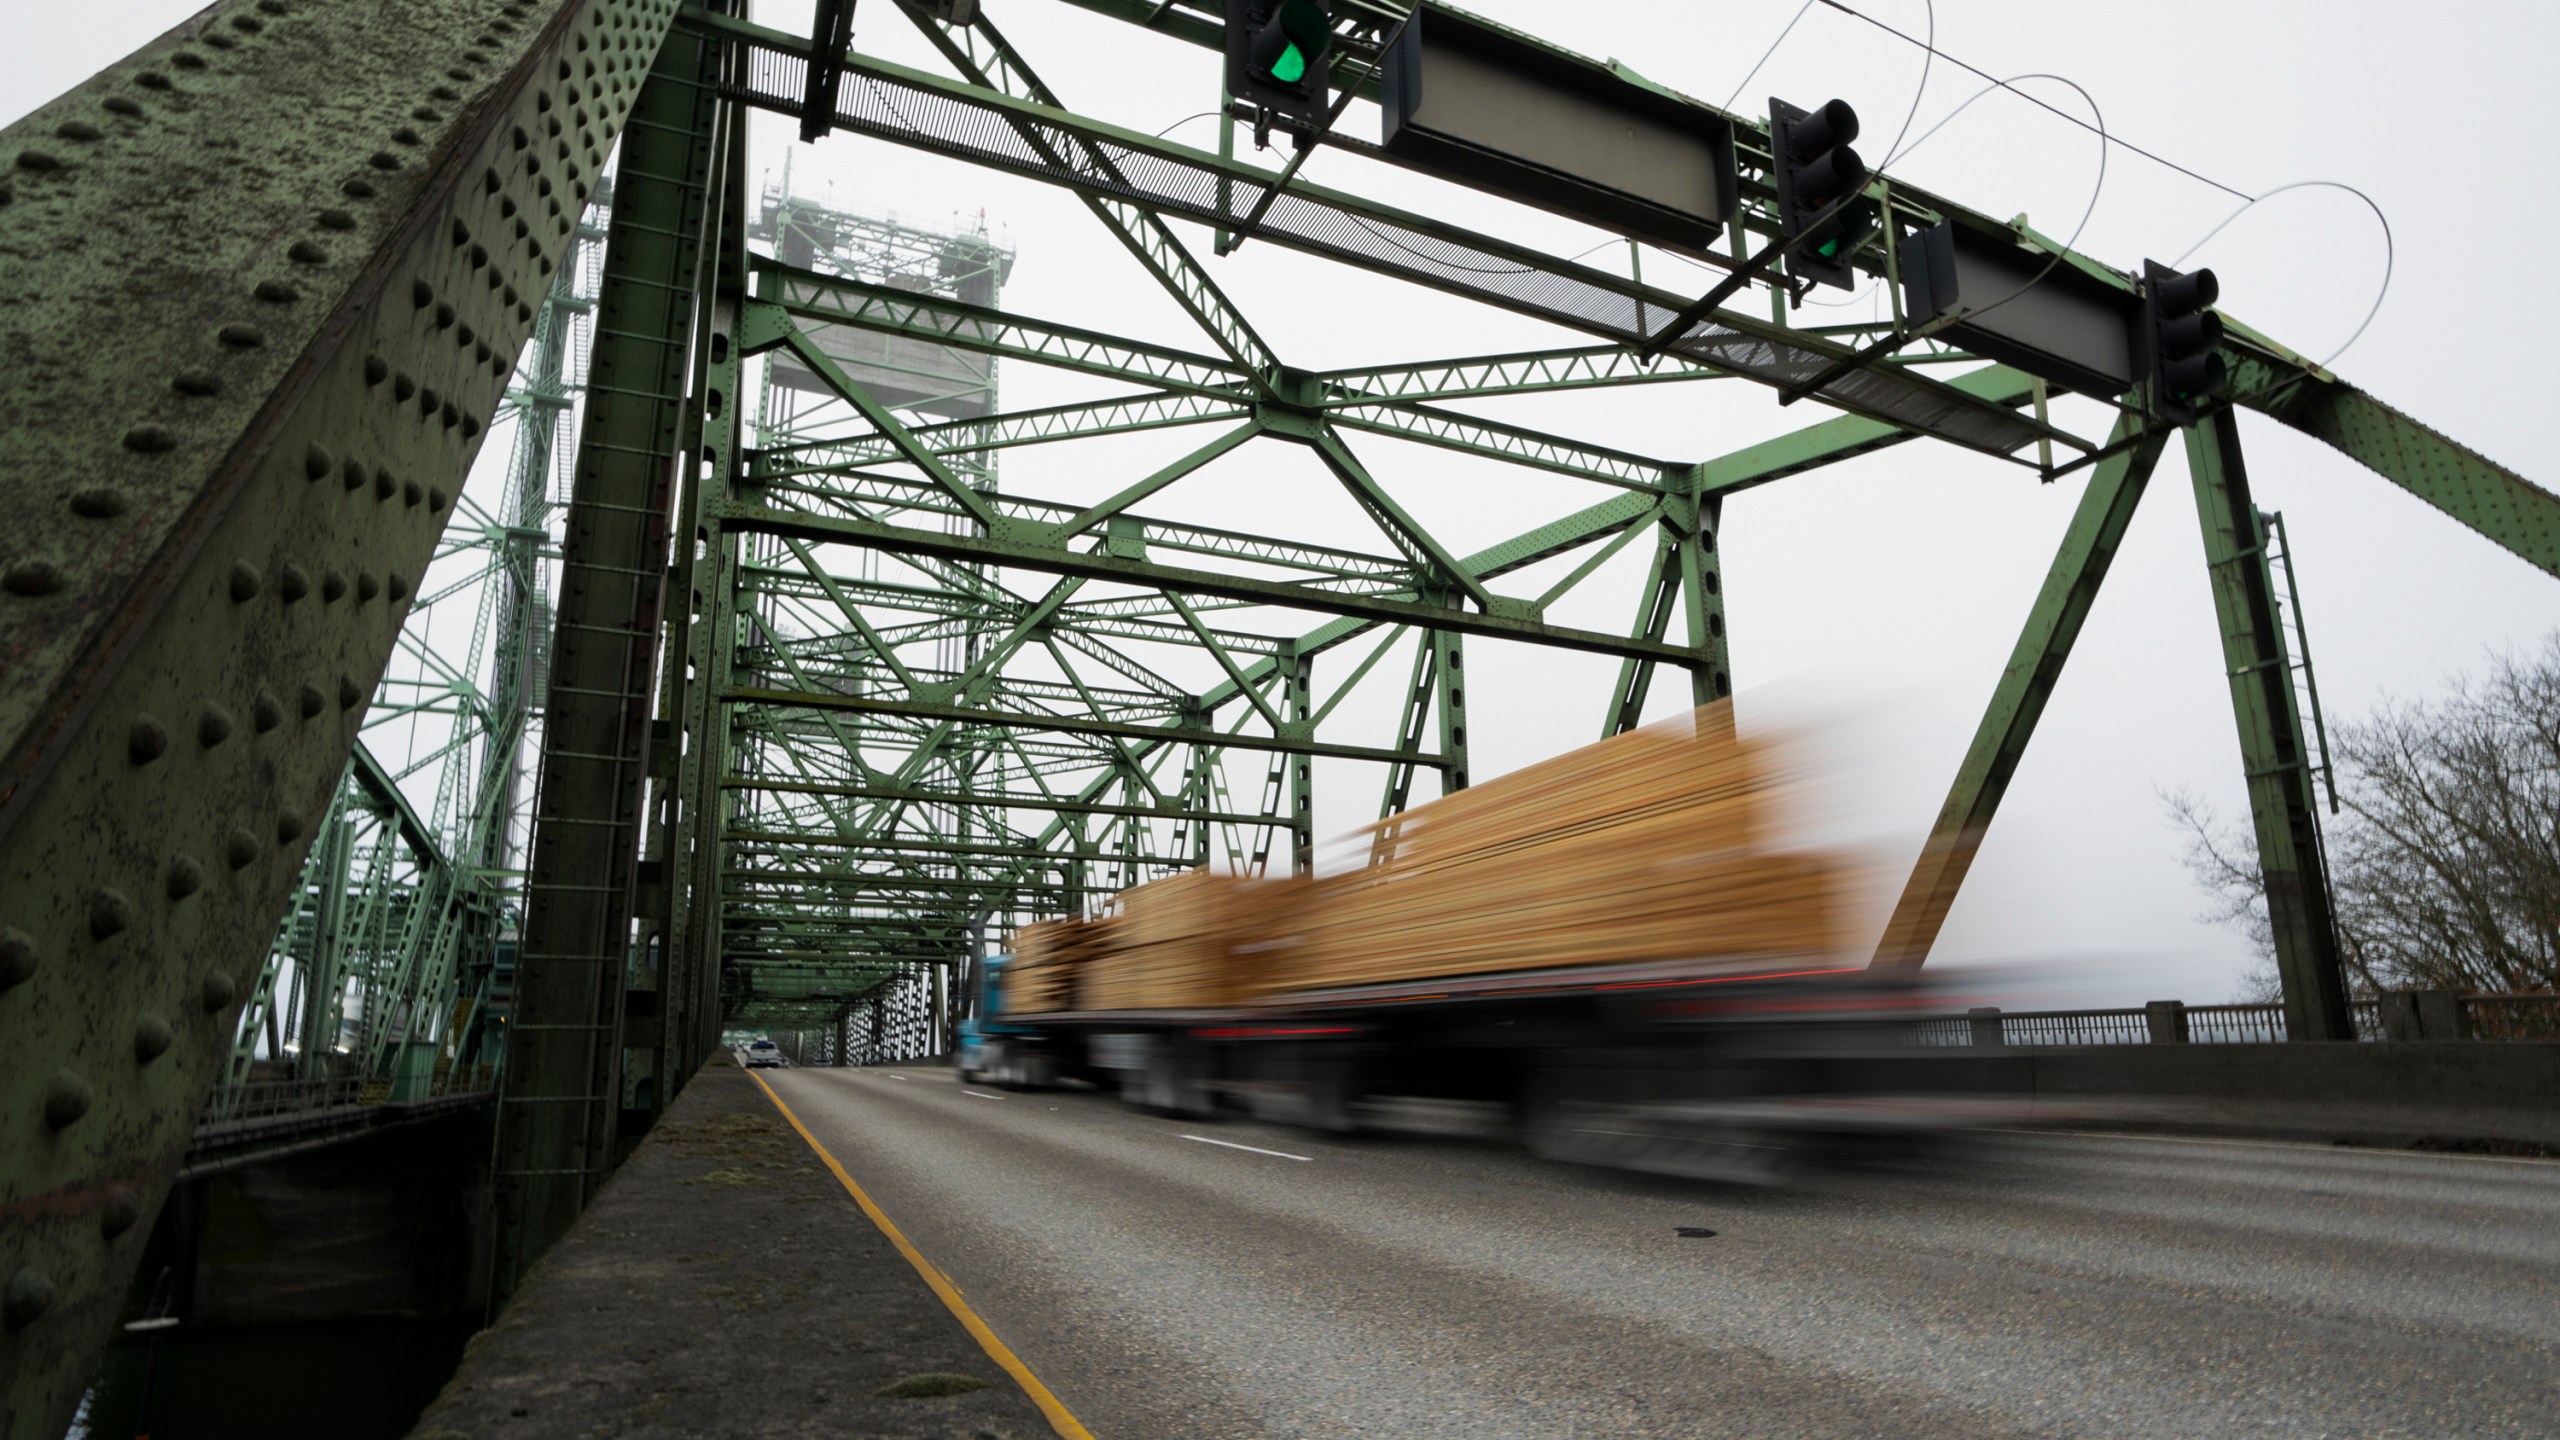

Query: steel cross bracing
[3,0,2556,1421]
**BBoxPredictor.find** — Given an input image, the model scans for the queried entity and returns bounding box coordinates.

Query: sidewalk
[410,1060,1058,1440]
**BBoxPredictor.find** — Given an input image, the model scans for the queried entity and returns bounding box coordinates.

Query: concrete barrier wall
[1848,1043,2560,1148]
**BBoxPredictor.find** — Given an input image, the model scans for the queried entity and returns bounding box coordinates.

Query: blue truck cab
[956,953,1049,1084]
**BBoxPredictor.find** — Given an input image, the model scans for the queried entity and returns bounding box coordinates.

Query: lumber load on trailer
[1269,702,1847,993]
[1000,915,1113,1015]
[1079,869,1292,1011]
[1038,703,1847,1010]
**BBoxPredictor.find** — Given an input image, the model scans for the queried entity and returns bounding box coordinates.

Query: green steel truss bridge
[0,0,2550,1428]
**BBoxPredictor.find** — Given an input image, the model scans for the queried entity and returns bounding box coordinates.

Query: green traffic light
[1271,42,1307,83]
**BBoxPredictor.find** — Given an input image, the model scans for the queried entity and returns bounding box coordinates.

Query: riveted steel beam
[2233,358,2559,578]
[2184,412,2353,1040]
[0,0,684,1421]
[494,16,726,1303]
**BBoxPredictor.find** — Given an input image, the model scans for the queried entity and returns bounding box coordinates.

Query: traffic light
[1768,97,1874,290]
[1226,0,1333,136]
[2143,260,2226,426]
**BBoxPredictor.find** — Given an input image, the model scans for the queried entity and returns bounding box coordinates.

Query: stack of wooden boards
[999,703,1848,1014]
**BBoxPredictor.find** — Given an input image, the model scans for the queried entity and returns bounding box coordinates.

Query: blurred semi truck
[956,705,1944,1181]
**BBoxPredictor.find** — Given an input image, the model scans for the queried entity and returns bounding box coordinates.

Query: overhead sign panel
[1901,220,2140,398]
[1379,9,1736,254]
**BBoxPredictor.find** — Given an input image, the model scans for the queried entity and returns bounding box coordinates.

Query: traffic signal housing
[1226,0,1334,135]
[1769,97,1875,290]
[2143,260,2226,426]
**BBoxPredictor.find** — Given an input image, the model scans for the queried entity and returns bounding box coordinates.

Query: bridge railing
[201,1076,370,1127]
[1907,993,2551,1045]
[2459,994,2560,1041]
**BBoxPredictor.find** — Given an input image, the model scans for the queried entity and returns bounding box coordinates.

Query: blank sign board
[1901,220,2141,399]
[1380,10,1735,254]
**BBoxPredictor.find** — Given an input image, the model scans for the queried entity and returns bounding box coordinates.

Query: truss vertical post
[2183,413,2354,1040]
[493,25,728,1302]
[1680,494,1733,718]
[1282,647,1315,874]
[1432,627,1470,795]
[652,97,754,1115]
[1875,418,2168,970]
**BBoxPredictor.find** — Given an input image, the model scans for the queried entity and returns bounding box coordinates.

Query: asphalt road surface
[765,1064,2559,1439]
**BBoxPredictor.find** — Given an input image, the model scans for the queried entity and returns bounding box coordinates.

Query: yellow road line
[748,1069,1097,1440]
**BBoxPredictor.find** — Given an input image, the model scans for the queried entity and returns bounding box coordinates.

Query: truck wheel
[1135,1045,1215,1119]
[1245,1049,1358,1133]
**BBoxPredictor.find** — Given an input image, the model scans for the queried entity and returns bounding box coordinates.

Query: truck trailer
[955,706,1969,1182]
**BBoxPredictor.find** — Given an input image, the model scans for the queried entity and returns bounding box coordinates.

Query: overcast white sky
[13,2,2555,1005]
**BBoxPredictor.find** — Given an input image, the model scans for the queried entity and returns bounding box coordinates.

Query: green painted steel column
[649,96,752,1119]
[1682,496,1734,714]
[492,20,728,1302]
[2183,413,2354,1041]
[1432,630,1470,795]
[1283,648,1316,875]
[1875,418,2168,970]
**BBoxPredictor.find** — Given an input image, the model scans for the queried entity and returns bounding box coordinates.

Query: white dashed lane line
[1181,1134,1311,1162]
[961,1089,1010,1101]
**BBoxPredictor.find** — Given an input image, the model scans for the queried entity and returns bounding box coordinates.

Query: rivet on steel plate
[134,1014,173,1064]
[3,1268,55,1331]
[128,714,168,764]
[69,487,128,519]
[43,1071,93,1130]
[88,889,133,939]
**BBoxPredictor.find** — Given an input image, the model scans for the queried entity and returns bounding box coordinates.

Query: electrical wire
[2173,181,2395,372]
[1153,111,1221,138]
[1815,0,2250,202]
[1812,0,2394,369]
[1902,74,2108,329]
[1724,0,1817,111]
[1873,0,1933,178]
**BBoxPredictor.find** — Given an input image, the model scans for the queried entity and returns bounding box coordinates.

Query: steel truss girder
[727,507,1696,663]
[724,688,1445,768]
[761,391,1252,471]
[1873,416,2168,971]
[755,258,1249,394]
[0,0,683,1418]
